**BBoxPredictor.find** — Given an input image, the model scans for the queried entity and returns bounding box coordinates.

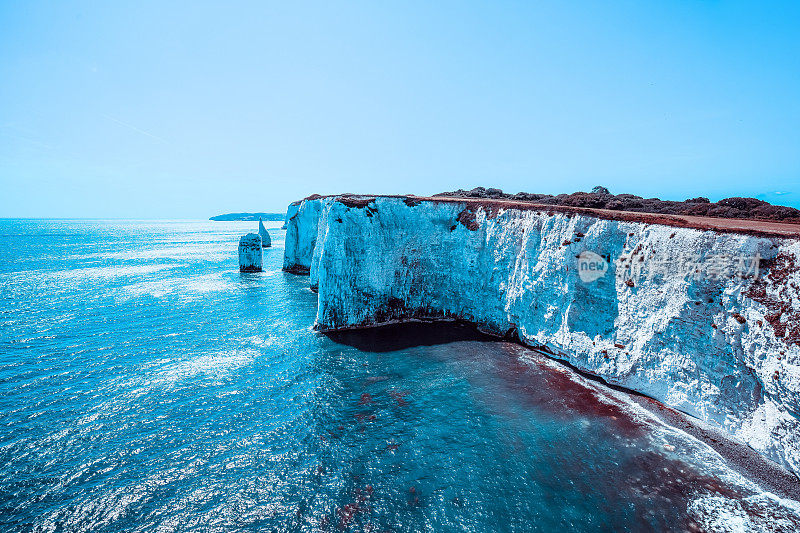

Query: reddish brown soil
[426,196,800,238]
[299,194,800,238]
[746,253,800,345]
[456,207,479,231]
[436,188,800,224]
[338,196,376,208]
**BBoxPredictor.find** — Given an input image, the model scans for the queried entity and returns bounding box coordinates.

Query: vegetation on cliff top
[435,187,800,223]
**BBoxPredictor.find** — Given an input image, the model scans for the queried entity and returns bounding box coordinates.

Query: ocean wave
[688,494,800,532]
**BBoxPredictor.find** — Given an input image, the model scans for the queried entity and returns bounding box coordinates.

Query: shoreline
[544,346,800,501]
[321,318,800,501]
[288,192,800,495]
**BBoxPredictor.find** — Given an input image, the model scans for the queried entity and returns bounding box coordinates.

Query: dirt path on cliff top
[414,196,800,239]
[314,193,800,238]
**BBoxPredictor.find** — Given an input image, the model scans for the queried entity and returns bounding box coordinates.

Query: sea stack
[238,233,263,272]
[258,219,272,248]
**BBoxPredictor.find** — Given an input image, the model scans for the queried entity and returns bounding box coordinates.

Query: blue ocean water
[0,220,776,532]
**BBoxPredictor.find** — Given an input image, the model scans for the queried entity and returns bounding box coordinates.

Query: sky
[1,1,799,218]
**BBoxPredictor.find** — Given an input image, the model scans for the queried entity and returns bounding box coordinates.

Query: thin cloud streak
[103,115,169,145]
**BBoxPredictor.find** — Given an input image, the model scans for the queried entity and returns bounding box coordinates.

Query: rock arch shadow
[321,321,495,353]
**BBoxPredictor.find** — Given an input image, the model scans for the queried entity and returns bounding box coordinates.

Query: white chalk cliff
[238,233,263,272]
[282,201,300,230]
[283,194,800,477]
[258,219,272,248]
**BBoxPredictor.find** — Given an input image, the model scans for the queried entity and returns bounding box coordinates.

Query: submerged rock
[238,233,262,272]
[258,219,272,248]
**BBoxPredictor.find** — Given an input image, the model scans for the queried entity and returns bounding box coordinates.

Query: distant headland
[209,212,284,221]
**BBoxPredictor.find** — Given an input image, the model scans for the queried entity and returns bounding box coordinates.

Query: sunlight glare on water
[0,220,796,532]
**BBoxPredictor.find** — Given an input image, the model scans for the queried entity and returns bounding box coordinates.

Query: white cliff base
[283,195,800,479]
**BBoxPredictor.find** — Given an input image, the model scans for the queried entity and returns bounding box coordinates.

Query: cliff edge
[283,194,800,478]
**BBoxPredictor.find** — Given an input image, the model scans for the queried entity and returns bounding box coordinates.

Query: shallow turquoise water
[0,220,775,532]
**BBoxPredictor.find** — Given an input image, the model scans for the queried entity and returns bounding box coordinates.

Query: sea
[0,219,796,532]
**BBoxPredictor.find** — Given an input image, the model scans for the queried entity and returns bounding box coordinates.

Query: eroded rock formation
[258,219,272,248]
[238,233,263,272]
[283,194,800,477]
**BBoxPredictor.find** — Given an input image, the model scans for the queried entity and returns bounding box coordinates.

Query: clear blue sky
[1,1,798,218]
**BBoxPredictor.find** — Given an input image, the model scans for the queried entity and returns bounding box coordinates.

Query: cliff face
[282,202,300,230]
[284,195,800,476]
[283,198,326,274]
